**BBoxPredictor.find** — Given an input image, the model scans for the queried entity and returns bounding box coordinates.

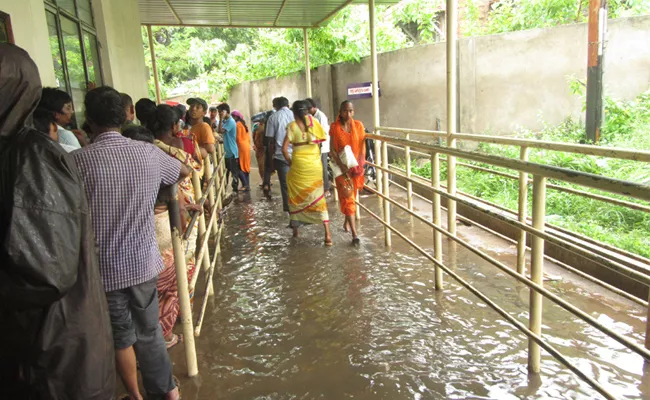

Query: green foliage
[399,88,650,258]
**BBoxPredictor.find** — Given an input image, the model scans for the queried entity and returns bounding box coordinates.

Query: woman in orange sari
[330,100,366,245]
[232,110,251,191]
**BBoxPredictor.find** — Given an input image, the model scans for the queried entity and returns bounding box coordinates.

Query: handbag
[339,177,355,199]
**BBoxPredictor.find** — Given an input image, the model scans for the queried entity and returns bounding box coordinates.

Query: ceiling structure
[138,0,401,28]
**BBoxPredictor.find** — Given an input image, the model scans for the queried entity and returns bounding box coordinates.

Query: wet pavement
[170,173,650,400]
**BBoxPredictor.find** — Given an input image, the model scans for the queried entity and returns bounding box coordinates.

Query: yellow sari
[287,116,329,226]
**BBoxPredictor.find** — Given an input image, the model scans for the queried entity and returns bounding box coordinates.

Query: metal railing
[362,129,650,400]
[167,144,227,377]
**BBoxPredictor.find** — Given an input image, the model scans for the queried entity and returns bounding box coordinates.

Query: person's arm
[282,128,292,165]
[198,124,216,154]
[1,147,81,308]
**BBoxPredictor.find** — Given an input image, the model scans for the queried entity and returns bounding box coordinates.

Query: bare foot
[292,227,299,238]
[165,387,180,400]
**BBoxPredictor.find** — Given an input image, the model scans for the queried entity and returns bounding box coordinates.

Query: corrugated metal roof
[138,0,401,28]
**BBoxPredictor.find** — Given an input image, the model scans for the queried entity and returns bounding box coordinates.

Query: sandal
[324,239,333,247]
[173,375,182,399]
[165,333,183,350]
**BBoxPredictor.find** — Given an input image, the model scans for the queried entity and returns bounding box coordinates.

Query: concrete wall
[0,0,57,87]
[229,16,650,135]
[92,0,148,101]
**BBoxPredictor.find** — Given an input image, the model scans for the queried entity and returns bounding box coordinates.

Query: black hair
[338,100,353,123]
[202,116,211,125]
[217,103,230,114]
[291,100,310,133]
[120,93,133,109]
[305,98,318,109]
[85,86,126,128]
[135,98,157,126]
[32,107,56,134]
[232,114,249,133]
[272,97,290,109]
[171,105,184,122]
[39,87,72,113]
[147,104,176,140]
[123,125,154,143]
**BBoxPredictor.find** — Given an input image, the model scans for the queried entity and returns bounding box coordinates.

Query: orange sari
[330,119,366,216]
[236,121,251,173]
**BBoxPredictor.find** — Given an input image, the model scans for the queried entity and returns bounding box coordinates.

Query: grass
[396,88,650,258]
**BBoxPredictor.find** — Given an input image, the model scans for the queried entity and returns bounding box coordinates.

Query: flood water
[170,176,650,400]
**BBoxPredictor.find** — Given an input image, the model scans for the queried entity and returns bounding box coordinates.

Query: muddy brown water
[169,179,650,399]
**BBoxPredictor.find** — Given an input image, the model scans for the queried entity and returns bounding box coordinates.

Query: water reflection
[172,181,649,400]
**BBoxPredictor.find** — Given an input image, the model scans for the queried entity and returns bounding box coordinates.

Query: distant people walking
[306,98,331,194]
[330,100,366,245]
[218,103,241,193]
[252,111,269,183]
[283,100,332,245]
[264,97,294,212]
[232,110,252,191]
[74,86,189,400]
[0,44,115,400]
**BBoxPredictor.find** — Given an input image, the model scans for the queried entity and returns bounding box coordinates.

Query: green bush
[396,88,650,258]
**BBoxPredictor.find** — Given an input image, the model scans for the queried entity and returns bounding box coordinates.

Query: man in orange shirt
[187,97,215,155]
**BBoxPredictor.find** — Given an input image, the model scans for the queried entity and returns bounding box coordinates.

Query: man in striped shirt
[74,87,189,400]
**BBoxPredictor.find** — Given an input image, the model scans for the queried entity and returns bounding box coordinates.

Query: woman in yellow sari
[282,100,332,245]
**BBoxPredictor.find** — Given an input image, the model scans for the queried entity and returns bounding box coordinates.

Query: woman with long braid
[282,100,332,245]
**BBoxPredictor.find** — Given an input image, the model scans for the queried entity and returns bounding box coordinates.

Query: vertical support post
[191,170,213,298]
[382,141,391,246]
[431,152,443,290]
[146,25,162,104]
[528,175,546,373]
[167,185,198,376]
[405,134,413,211]
[586,0,607,143]
[369,0,389,244]
[303,28,312,98]
[517,147,530,275]
[446,0,458,235]
[204,154,216,210]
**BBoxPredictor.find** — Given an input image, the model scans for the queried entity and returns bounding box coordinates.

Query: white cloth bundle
[330,145,359,178]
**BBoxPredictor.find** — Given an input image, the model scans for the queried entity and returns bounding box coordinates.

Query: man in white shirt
[306,98,331,194]
[38,88,82,152]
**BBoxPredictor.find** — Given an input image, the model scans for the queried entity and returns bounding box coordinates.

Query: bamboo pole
[167,184,198,376]
[303,28,312,98]
[146,25,162,104]
[446,0,458,236]
[431,151,443,289]
[405,133,413,211]
[528,176,546,373]
[369,0,385,224]
[191,170,213,298]
[517,147,530,275]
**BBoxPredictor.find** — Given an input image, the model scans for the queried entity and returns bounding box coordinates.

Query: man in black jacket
[0,44,115,399]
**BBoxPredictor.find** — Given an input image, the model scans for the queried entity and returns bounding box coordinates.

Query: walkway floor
[170,172,649,400]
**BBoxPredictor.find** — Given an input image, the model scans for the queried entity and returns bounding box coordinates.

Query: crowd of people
[0,44,368,399]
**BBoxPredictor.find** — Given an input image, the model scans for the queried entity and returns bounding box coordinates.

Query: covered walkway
[168,172,649,399]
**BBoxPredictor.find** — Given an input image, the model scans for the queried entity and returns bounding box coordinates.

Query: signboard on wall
[347,82,381,99]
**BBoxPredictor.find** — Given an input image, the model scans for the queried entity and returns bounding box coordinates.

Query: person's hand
[185,203,203,214]
[72,129,89,146]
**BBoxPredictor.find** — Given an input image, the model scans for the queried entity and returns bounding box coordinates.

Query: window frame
[45,0,103,100]
[0,11,15,44]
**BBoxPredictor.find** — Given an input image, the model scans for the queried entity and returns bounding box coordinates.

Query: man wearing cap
[187,97,215,155]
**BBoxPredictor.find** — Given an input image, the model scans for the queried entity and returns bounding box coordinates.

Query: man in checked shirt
[74,87,190,400]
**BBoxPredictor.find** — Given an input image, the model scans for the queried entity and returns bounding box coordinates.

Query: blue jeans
[274,158,290,212]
